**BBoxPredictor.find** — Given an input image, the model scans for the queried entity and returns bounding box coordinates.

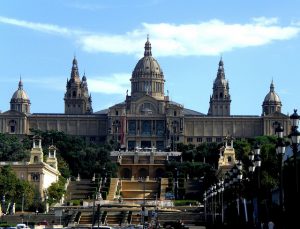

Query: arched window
[34,156,39,163]
[8,120,17,133]
[228,156,232,163]
[138,168,148,178]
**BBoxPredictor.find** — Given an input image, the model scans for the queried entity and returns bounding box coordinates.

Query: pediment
[264,111,289,118]
[1,110,27,117]
[135,94,159,104]
[135,95,160,115]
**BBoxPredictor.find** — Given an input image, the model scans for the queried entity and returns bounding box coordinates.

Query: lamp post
[173,168,179,200]
[275,123,286,217]
[289,109,300,194]
[248,143,261,227]
[203,191,207,222]
[139,178,146,229]
[113,121,120,150]
[21,193,24,213]
[171,121,177,152]
[237,168,243,223]
[217,180,224,224]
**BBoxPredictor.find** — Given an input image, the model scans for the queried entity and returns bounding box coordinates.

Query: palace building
[0,37,290,150]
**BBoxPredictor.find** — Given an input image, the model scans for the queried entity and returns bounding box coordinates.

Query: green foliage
[47,176,66,205]
[101,191,107,200]
[70,199,81,206]
[234,139,251,160]
[0,165,34,208]
[173,199,198,206]
[0,133,30,161]
[29,129,113,178]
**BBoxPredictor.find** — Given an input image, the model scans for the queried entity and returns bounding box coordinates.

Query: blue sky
[0,0,299,115]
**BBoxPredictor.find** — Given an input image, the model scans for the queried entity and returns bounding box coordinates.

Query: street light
[112,121,121,150]
[248,143,262,227]
[203,191,207,222]
[174,168,178,200]
[138,178,146,229]
[217,180,224,224]
[289,109,300,194]
[275,122,286,216]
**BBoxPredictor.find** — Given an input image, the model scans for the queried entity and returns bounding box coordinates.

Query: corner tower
[130,36,165,100]
[10,77,31,113]
[64,57,93,114]
[262,80,282,115]
[208,58,231,116]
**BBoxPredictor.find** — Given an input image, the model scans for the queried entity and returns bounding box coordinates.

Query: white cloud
[5,73,131,95]
[88,73,131,94]
[0,16,80,36]
[0,16,299,56]
[251,17,279,26]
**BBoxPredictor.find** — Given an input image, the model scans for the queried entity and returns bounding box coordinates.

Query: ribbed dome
[11,79,30,101]
[133,56,163,77]
[130,36,165,100]
[264,81,281,103]
[12,90,30,100]
[132,36,163,79]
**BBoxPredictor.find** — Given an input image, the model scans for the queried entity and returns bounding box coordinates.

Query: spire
[144,34,152,57]
[18,76,23,90]
[71,56,80,80]
[270,79,274,92]
[82,71,87,81]
[217,57,225,79]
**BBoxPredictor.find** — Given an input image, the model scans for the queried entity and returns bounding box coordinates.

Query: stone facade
[0,38,290,148]
[0,136,60,199]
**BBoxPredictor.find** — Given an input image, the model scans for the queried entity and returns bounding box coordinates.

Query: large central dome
[130,37,165,100]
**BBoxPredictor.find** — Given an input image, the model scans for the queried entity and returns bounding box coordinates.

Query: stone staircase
[157,211,204,225]
[107,178,119,201]
[120,179,160,202]
[66,179,96,201]
[160,178,169,200]
[185,179,202,198]
[79,212,93,224]
[129,211,142,225]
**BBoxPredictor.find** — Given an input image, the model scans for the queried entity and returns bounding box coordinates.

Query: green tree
[47,176,66,205]
[0,134,30,161]
[0,165,34,210]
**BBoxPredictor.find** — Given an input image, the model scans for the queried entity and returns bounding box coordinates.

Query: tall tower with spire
[208,58,231,116]
[262,80,282,115]
[130,36,165,100]
[64,57,93,114]
[10,77,31,113]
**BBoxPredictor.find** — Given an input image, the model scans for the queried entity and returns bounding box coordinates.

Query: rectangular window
[128,141,136,151]
[141,120,151,136]
[187,137,193,143]
[206,137,212,143]
[197,137,202,143]
[216,137,222,142]
[156,120,165,136]
[10,126,15,133]
[128,120,136,135]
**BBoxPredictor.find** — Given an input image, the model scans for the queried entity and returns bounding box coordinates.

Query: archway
[121,168,132,179]
[155,168,165,178]
[138,168,148,178]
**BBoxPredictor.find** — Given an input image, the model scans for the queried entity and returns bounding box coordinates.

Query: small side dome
[262,80,282,116]
[11,78,30,101]
[263,81,281,103]
[10,78,31,113]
